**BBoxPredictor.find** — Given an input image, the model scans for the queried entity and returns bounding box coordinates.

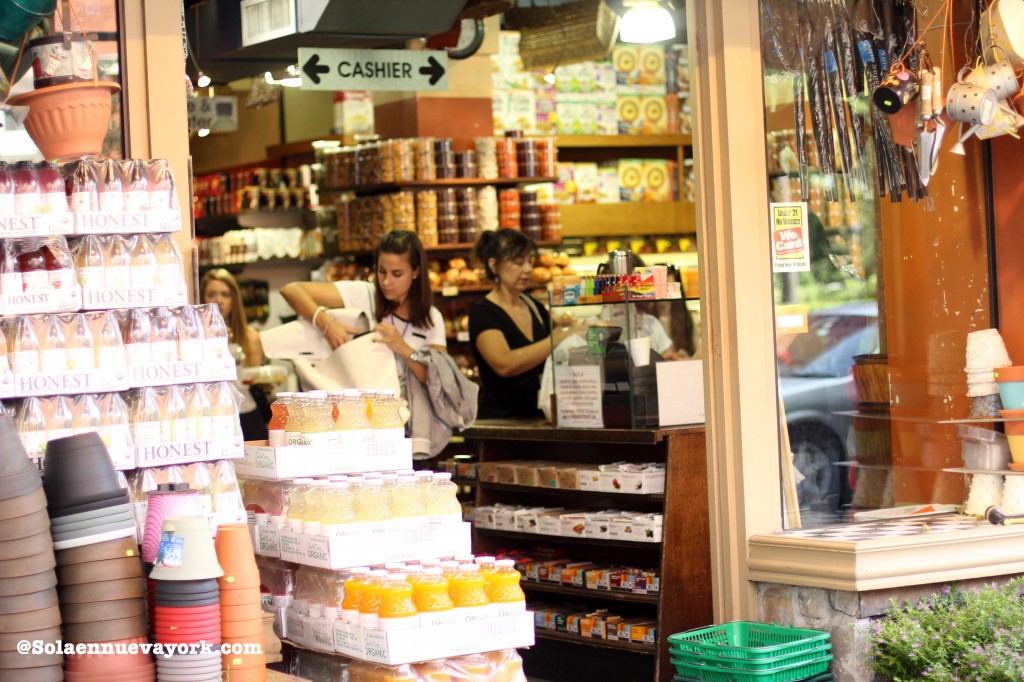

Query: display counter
[461,418,711,682]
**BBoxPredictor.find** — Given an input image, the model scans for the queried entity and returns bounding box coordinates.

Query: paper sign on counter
[555,365,604,428]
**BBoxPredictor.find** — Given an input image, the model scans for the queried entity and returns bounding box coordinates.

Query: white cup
[628,337,651,367]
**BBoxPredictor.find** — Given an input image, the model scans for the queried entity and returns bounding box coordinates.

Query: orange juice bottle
[359,569,388,629]
[266,392,293,447]
[341,566,370,625]
[439,560,460,581]
[449,564,490,611]
[485,559,526,606]
[474,556,496,576]
[403,564,424,585]
[412,567,455,628]
[377,573,418,631]
[414,660,453,682]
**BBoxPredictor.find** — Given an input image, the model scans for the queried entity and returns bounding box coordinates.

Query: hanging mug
[873,66,921,114]
[976,100,1024,140]
[946,80,999,125]
[966,50,1021,100]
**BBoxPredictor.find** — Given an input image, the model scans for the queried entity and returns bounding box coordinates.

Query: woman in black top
[469,229,582,419]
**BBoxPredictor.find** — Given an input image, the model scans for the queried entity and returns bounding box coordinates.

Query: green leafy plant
[867,578,1024,681]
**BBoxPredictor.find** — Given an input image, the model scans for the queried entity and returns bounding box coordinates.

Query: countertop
[462,418,704,444]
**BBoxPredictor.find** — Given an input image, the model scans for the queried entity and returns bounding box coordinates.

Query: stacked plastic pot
[216,524,267,681]
[44,432,153,681]
[0,414,62,681]
[150,516,224,682]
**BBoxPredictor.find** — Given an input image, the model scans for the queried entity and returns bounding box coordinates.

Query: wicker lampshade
[506,0,621,70]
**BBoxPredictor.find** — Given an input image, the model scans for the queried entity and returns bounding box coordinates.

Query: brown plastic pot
[0,625,61,650]
[0,550,56,578]
[56,535,140,566]
[61,597,146,624]
[1,664,64,682]
[0,486,46,517]
[0,605,60,633]
[0,569,57,597]
[59,577,145,604]
[0,465,42,503]
[0,586,58,614]
[0,647,62,668]
[0,508,50,541]
[0,528,52,559]
[57,556,144,585]
[219,602,262,622]
[62,614,147,644]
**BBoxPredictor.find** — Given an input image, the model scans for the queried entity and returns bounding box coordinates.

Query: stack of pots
[0,415,62,681]
[850,354,894,510]
[44,433,152,681]
[965,329,1012,418]
[150,516,224,682]
[216,524,267,681]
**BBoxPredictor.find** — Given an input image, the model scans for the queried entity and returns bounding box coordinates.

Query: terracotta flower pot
[57,556,144,585]
[219,602,262,622]
[0,625,61,650]
[220,618,262,639]
[59,577,145,604]
[218,586,261,607]
[0,646,62,668]
[0,605,60,634]
[218,570,261,591]
[0,529,53,560]
[61,597,146,624]
[56,536,139,567]
[1,664,63,682]
[0,486,47,518]
[5,80,120,162]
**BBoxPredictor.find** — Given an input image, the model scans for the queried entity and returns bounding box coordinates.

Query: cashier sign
[770,202,811,273]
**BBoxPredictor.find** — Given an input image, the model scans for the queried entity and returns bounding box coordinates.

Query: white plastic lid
[432,472,453,481]
[423,567,443,576]
[454,555,474,563]
[382,473,398,481]
[364,472,383,479]
[415,471,433,479]
[386,573,407,582]
[347,476,365,483]
[330,481,349,490]
[421,559,440,567]
[440,560,459,569]
[368,569,388,578]
[495,559,515,568]
[385,563,406,571]
[349,567,370,575]
[475,556,496,565]
[377,389,396,397]
[398,475,417,483]
[397,469,415,476]
[309,390,328,398]
[344,388,362,397]
[312,479,330,487]
[404,564,423,574]
[365,479,384,488]
[276,392,294,398]
[458,563,480,572]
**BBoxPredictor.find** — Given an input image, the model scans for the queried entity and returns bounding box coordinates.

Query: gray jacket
[407,348,479,458]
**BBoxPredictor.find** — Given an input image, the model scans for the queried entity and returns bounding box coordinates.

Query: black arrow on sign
[418,56,445,86]
[302,54,330,85]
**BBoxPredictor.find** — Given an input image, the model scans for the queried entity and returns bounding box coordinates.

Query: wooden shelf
[534,628,657,654]
[552,135,692,148]
[265,135,360,161]
[199,256,327,272]
[522,581,660,605]
[194,209,319,235]
[324,176,558,196]
[476,528,661,550]
[560,202,696,238]
[464,418,703,445]
[427,240,561,254]
[479,482,664,503]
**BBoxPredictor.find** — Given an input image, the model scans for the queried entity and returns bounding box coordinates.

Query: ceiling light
[277,77,302,87]
[620,1,676,44]
[197,71,212,88]
[197,128,211,138]
[543,72,556,85]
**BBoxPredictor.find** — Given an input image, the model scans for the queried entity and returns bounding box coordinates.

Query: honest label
[74,208,182,232]
[135,437,243,468]
[0,213,73,236]
[3,286,81,315]
[12,369,126,397]
[81,285,187,309]
[127,359,236,387]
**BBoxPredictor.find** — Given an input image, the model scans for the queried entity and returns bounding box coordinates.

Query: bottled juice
[378,573,418,630]
[303,479,329,535]
[16,397,46,459]
[369,390,404,442]
[415,660,454,682]
[303,390,337,445]
[129,235,156,289]
[40,315,67,373]
[359,569,388,628]
[403,564,424,585]
[285,393,307,445]
[267,392,292,447]
[335,389,372,443]
[448,564,490,609]
[11,316,41,374]
[285,478,313,532]
[356,479,393,524]
[485,559,525,605]
[347,475,366,498]
[439,560,460,581]
[420,558,441,571]
[206,381,239,440]
[341,567,370,624]
[384,563,407,574]
[327,390,344,422]
[183,383,212,442]
[96,312,123,371]
[413,471,433,509]
[74,235,104,289]
[426,473,462,524]
[65,314,95,373]
[321,481,357,536]
[474,556,497,576]
[105,235,130,289]
[412,567,454,621]
[381,472,398,492]
[390,475,426,522]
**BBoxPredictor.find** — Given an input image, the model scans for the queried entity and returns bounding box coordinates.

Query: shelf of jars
[547,134,693,149]
[323,177,559,196]
[533,628,656,655]
[520,580,660,605]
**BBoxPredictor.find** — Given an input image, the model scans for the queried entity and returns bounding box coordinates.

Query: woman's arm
[279,281,353,349]
[474,325,578,378]
[243,326,265,367]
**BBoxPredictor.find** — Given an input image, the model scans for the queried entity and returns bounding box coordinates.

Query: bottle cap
[368,569,388,578]
[365,479,384,488]
[348,567,371,575]
[386,573,407,582]
[423,568,443,576]
[432,472,452,481]
[495,559,516,568]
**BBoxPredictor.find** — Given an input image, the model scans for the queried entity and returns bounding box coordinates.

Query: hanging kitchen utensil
[873,63,921,114]
[914,117,947,186]
[980,0,1024,68]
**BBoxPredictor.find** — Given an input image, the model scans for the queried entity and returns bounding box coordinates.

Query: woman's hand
[323,318,359,350]
[372,321,410,357]
[551,316,587,346]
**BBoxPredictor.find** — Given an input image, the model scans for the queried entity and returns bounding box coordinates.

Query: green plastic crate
[674,674,832,682]
[670,643,833,671]
[670,654,833,682]
[667,622,831,660]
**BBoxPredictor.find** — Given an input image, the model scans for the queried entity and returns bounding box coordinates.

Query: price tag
[155,533,184,568]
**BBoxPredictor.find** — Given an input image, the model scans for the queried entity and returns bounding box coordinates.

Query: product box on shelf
[0,212,74,238]
[599,465,665,495]
[235,439,413,479]
[328,610,535,665]
[134,436,244,468]
[73,209,182,234]
[252,522,472,569]
[2,284,82,316]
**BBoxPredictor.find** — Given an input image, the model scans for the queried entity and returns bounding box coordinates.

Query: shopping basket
[668,622,831,660]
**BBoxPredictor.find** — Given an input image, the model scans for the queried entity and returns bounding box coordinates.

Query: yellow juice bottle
[412,567,455,628]
[341,567,370,625]
[439,560,460,581]
[359,569,388,629]
[378,573,418,631]
[449,564,490,611]
[485,559,526,606]
[403,565,424,585]
[285,478,313,532]
[474,555,497,576]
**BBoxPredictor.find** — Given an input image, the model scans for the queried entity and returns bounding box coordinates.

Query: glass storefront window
[1,0,125,162]
[759,0,993,528]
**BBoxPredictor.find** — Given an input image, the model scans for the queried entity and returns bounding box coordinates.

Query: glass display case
[547,285,700,430]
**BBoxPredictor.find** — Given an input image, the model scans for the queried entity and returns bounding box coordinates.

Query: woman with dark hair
[470,228,582,419]
[280,229,445,388]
